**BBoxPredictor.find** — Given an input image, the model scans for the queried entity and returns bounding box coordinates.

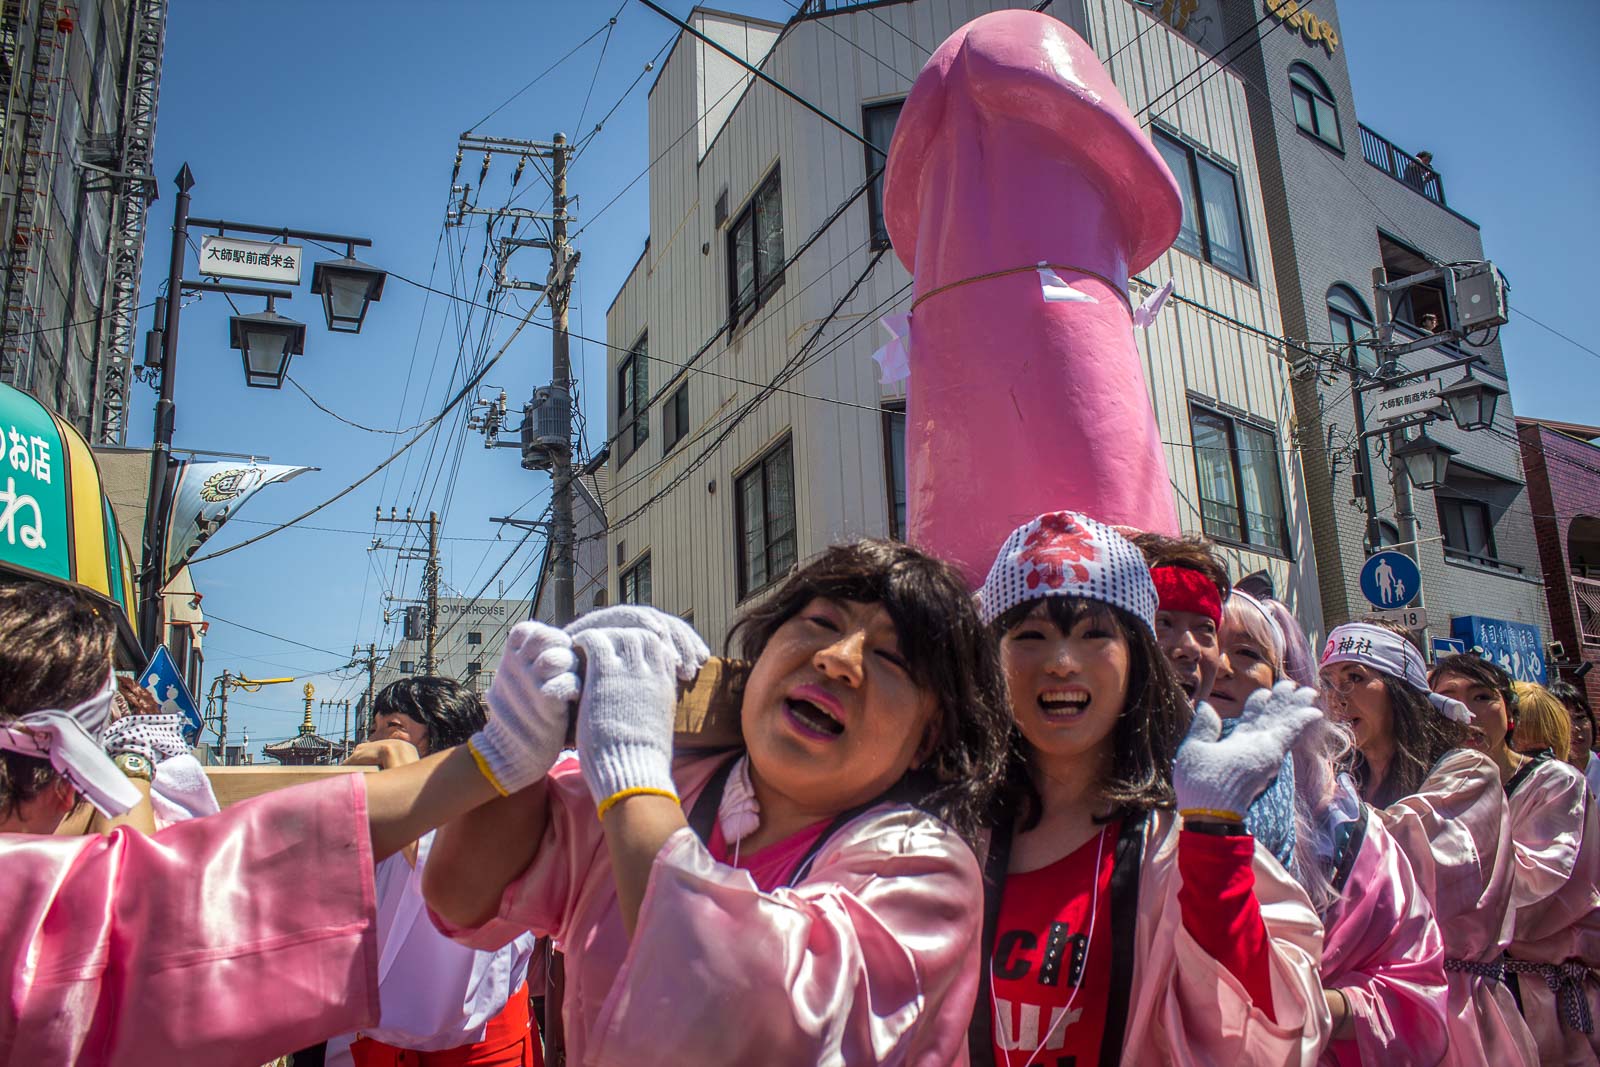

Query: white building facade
[605,0,1323,646]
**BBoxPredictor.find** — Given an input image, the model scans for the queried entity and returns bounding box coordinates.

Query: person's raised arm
[420,621,578,927]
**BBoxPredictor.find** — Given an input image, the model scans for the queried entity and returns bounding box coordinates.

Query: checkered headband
[977,511,1159,633]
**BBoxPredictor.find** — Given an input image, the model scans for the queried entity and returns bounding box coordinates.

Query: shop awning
[0,383,141,659]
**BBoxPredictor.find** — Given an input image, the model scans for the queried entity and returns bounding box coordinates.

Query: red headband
[1150,565,1223,624]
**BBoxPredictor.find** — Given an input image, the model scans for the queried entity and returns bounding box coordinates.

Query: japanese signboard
[1372,379,1446,423]
[199,235,303,285]
[0,384,67,580]
[1452,615,1546,684]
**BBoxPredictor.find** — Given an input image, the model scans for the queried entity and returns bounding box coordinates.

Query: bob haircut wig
[372,676,488,753]
[991,595,1193,830]
[729,539,1012,841]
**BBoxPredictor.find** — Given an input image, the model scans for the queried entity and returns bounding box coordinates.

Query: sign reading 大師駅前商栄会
[1372,379,1446,423]
[199,235,303,285]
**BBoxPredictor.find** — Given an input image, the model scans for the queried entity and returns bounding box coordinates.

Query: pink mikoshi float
[884,8,1184,584]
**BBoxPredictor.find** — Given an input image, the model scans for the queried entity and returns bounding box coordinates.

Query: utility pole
[206,670,293,764]
[549,133,576,625]
[320,699,353,755]
[349,643,390,743]
[374,508,442,675]
[456,132,580,626]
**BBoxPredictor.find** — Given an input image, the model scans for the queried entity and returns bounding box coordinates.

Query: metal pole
[364,643,377,742]
[342,700,350,753]
[425,511,440,675]
[551,134,576,626]
[217,670,229,763]
[138,163,193,652]
[1350,353,1383,556]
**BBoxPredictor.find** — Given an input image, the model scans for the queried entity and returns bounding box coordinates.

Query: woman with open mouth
[1429,657,1600,1065]
[1319,624,1537,1066]
[969,510,1329,1066]
[1225,595,1448,1066]
[423,540,1012,1065]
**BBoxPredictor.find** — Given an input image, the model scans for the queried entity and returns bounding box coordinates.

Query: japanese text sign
[200,235,303,285]
[0,385,67,580]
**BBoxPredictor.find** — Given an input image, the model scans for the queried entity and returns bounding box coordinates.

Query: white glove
[572,627,680,817]
[469,621,581,794]
[1174,680,1320,822]
[566,605,710,682]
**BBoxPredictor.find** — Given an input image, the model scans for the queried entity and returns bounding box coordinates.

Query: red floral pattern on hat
[1019,512,1099,589]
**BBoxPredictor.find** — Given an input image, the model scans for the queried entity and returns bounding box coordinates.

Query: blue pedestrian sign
[140,645,203,741]
[1360,551,1421,610]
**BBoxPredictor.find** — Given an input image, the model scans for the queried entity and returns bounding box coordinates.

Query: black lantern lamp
[1439,372,1507,433]
[228,297,306,388]
[1394,430,1458,491]
[310,250,386,333]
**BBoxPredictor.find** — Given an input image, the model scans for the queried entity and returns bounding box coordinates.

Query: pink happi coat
[1505,755,1600,1065]
[1114,810,1331,1065]
[1,774,378,1066]
[1369,748,1539,1066]
[433,754,981,1066]
[1317,808,1449,1066]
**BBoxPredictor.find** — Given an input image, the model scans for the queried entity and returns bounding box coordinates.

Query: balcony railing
[1575,576,1600,646]
[1359,124,1447,207]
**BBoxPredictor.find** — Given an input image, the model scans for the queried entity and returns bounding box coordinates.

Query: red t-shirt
[989,822,1118,1067]
[989,824,1276,1066]
[707,817,830,892]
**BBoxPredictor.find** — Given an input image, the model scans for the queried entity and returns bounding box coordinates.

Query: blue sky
[133,1,1596,752]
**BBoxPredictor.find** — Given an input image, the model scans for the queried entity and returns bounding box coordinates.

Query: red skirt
[350,983,541,1067]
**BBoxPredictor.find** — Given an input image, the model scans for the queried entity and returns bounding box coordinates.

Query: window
[617,333,649,464]
[728,169,784,324]
[399,660,415,674]
[882,404,907,539]
[1289,64,1341,149]
[1327,284,1376,371]
[466,631,482,646]
[466,661,482,676]
[1190,404,1289,553]
[863,100,903,250]
[620,554,652,606]
[1439,496,1496,559]
[1379,234,1449,331]
[736,437,799,597]
[1152,131,1252,280]
[663,381,690,454]
[1435,467,1522,567]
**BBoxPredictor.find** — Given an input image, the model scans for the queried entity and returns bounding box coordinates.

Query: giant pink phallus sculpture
[884,9,1184,585]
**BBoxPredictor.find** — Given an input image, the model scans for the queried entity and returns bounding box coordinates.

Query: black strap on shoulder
[967,812,1015,1066]
[687,753,743,846]
[1505,748,1554,798]
[1097,809,1148,1067]
[1329,804,1370,896]
[785,773,931,888]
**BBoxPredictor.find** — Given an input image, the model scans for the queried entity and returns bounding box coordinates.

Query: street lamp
[229,298,306,388]
[310,252,386,333]
[1394,430,1457,491]
[1438,372,1507,433]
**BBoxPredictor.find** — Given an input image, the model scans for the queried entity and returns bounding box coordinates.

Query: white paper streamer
[870,311,912,384]
[1037,264,1098,304]
[1133,278,1175,328]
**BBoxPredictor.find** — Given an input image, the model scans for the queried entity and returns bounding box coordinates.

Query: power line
[205,611,352,658]
[463,18,615,134]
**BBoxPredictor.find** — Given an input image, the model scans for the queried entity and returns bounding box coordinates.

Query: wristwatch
[112,751,154,782]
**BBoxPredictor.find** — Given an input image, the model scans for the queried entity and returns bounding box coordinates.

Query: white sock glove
[469,621,581,795]
[566,605,710,682]
[572,627,680,817]
[1174,680,1320,823]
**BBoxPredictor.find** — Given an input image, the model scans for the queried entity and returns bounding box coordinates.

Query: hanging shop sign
[1372,378,1446,423]
[0,383,140,654]
[1264,0,1339,55]
[1452,615,1546,684]
[199,235,304,285]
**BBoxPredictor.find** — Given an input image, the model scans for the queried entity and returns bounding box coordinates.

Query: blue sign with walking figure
[139,645,204,741]
[1360,550,1421,609]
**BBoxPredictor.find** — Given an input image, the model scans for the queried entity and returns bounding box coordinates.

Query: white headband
[1227,590,1286,664]
[1320,623,1471,725]
[0,672,141,817]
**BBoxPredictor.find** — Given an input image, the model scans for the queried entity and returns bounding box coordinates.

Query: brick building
[1517,418,1600,707]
